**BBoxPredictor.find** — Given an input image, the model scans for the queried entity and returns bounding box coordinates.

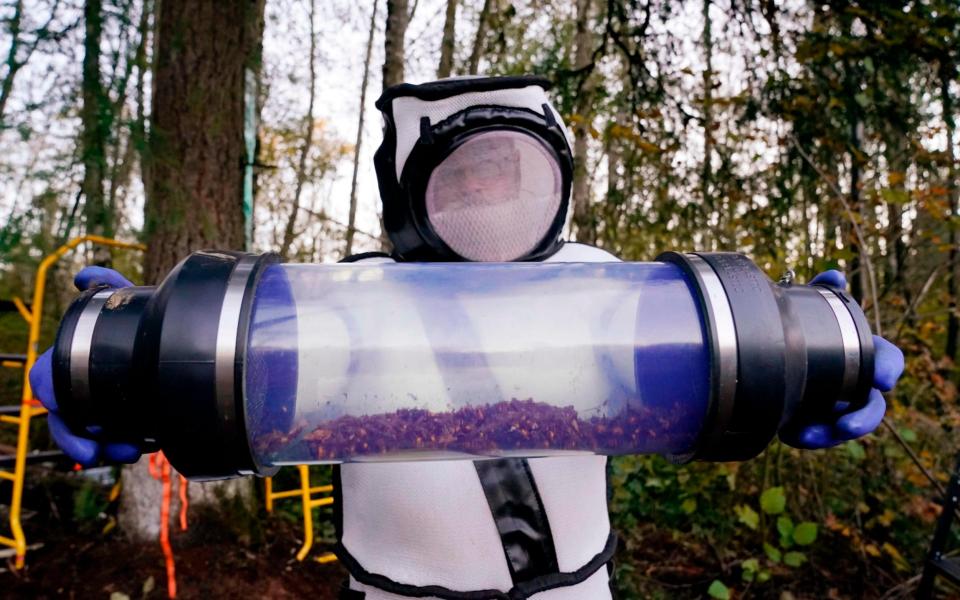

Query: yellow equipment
[0,235,145,568]
[264,466,338,563]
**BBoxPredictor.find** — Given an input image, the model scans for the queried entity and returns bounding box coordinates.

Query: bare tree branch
[790,135,882,335]
[279,0,318,260]
[467,0,490,75]
[344,0,378,257]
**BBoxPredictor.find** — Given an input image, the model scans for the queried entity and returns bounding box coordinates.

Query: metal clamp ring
[70,288,115,405]
[685,254,739,430]
[815,287,861,396]
[214,255,261,438]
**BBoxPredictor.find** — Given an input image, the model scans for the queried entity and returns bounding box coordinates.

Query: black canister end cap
[52,287,110,433]
[144,251,279,480]
[658,252,788,462]
[659,252,876,463]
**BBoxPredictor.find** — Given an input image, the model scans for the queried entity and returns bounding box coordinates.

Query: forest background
[0,0,959,598]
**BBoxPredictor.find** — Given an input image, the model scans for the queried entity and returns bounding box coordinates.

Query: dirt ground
[1,511,347,599]
[3,514,958,599]
[0,466,955,599]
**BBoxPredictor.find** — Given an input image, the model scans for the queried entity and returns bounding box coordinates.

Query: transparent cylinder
[244,261,712,465]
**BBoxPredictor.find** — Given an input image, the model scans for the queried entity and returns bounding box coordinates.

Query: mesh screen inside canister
[424,131,563,262]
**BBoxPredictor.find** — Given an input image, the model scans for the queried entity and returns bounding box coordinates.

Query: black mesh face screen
[424,131,563,262]
[373,77,572,262]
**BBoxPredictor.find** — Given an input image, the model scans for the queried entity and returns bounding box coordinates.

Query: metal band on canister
[815,287,862,398]
[69,289,115,406]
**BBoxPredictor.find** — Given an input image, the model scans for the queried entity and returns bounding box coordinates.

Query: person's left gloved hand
[779,270,905,449]
[29,266,142,467]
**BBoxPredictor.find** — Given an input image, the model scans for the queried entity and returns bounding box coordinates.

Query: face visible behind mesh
[424,131,562,262]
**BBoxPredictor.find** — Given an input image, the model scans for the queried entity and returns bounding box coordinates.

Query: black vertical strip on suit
[474,457,560,583]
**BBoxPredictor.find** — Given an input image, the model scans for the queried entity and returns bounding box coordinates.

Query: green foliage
[73,481,108,524]
[740,558,759,581]
[845,441,866,461]
[763,541,782,563]
[776,515,794,540]
[793,522,818,546]
[741,557,771,583]
[784,551,807,567]
[0,208,36,255]
[609,455,739,537]
[760,486,786,515]
[735,504,759,530]
[707,580,731,599]
[899,428,918,443]
[259,465,337,546]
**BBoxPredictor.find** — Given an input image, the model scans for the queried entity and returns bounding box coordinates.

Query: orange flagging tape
[149,452,188,599]
[148,453,160,478]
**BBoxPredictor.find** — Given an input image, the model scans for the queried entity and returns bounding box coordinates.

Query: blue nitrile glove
[29,267,142,466]
[779,270,905,449]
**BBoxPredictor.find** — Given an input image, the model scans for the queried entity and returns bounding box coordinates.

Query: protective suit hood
[374,76,573,262]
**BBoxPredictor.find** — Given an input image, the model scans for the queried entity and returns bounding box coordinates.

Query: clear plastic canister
[244,261,712,465]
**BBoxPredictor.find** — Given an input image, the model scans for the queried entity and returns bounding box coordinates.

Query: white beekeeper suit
[335,76,620,600]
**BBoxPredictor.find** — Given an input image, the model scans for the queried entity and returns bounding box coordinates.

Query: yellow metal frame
[1,235,145,568]
[265,465,338,563]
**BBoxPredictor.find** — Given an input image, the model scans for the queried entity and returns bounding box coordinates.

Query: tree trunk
[437,0,457,78]
[382,0,409,90]
[105,5,150,240]
[123,0,266,542]
[378,0,409,249]
[142,0,264,283]
[279,0,318,261]
[467,0,491,75]
[80,0,113,264]
[942,61,959,362]
[882,120,908,300]
[571,0,595,244]
[345,0,379,257]
[133,0,155,212]
[847,117,864,305]
[1,0,63,126]
[0,0,24,127]
[700,0,714,246]
[602,107,626,252]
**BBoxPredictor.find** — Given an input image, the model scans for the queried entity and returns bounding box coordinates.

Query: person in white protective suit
[334,76,619,600]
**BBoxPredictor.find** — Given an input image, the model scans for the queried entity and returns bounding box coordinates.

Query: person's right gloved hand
[29,266,142,467]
